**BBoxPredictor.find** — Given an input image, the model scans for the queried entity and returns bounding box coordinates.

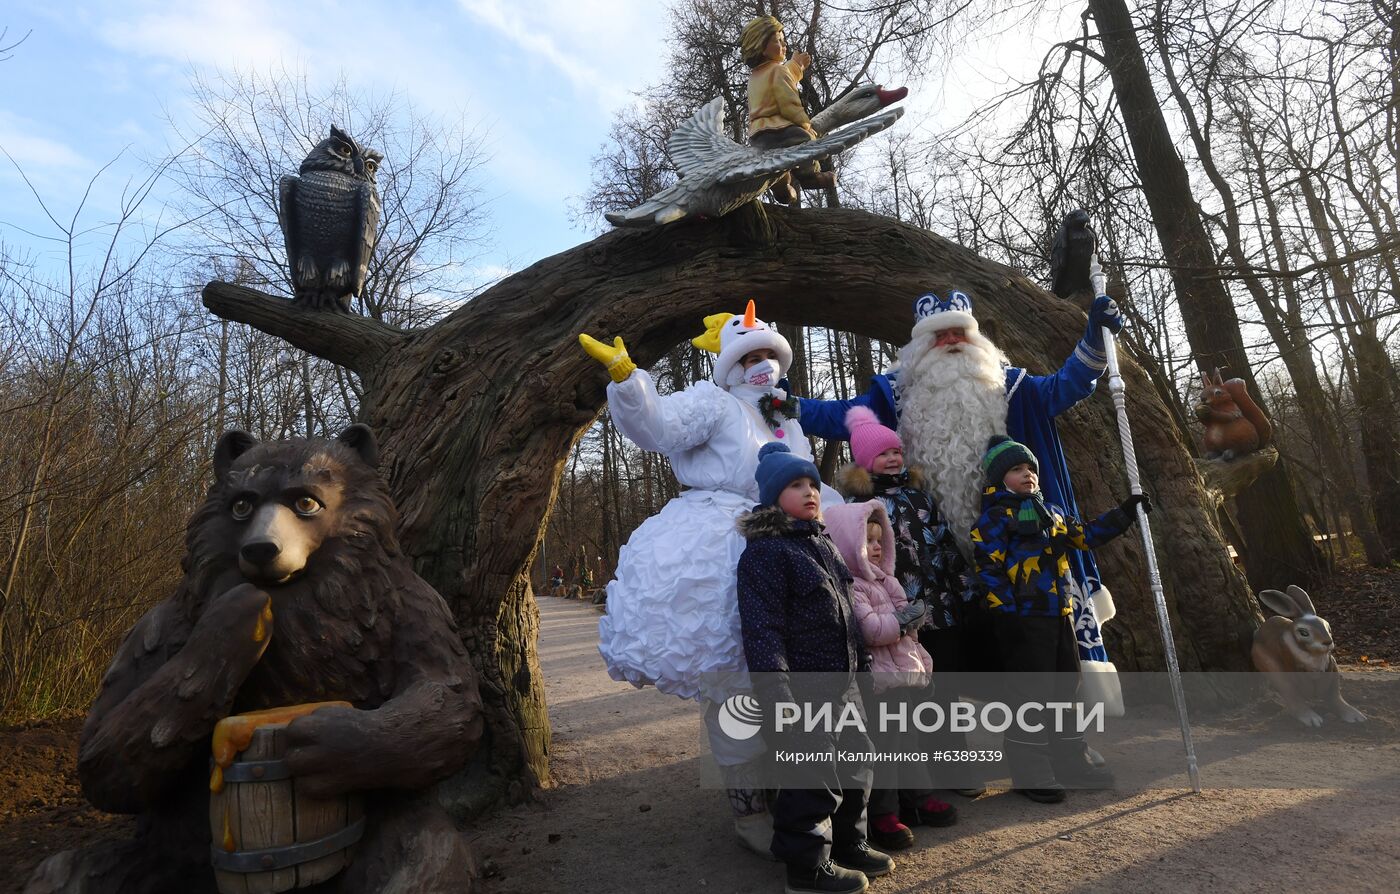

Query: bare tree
[0,25,31,62]
[163,67,492,441]
[0,153,198,713]
[169,66,491,324]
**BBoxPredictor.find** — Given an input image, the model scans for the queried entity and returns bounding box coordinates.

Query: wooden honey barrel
[209,722,364,894]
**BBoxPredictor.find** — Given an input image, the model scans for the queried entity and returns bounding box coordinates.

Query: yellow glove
[579,333,637,384]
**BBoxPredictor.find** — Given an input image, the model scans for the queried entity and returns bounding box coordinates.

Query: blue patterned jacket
[970,486,1131,618]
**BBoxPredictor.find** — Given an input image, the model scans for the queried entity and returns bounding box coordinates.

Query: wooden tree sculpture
[203,204,1258,814]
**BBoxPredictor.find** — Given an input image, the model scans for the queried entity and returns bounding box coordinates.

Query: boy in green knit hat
[970,435,1150,803]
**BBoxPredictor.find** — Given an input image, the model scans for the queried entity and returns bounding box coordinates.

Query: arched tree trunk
[203,203,1258,815]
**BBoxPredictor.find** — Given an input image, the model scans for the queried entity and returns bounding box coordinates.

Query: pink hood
[824,499,932,693]
[823,500,894,582]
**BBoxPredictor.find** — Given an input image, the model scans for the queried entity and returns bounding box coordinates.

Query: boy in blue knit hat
[737,442,893,894]
[970,435,1150,803]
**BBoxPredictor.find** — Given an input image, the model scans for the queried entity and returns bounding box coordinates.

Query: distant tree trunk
[641,448,655,519]
[851,334,876,392]
[1295,173,1400,563]
[1090,0,1323,588]
[1235,127,1389,566]
[819,328,852,483]
[300,354,316,437]
[779,322,808,397]
[1317,51,1400,561]
[215,320,229,441]
[1347,330,1400,562]
[204,203,1257,813]
[600,415,618,563]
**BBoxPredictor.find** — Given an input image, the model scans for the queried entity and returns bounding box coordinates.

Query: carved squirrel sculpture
[1194,368,1272,460]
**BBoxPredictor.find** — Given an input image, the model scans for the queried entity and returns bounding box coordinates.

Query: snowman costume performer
[579,301,827,855]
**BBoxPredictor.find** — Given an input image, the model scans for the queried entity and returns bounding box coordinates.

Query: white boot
[723,770,778,861]
[733,808,777,860]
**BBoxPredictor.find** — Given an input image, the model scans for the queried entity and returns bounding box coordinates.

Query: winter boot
[785,860,868,894]
[1005,734,1064,803]
[949,769,987,798]
[1051,737,1115,789]
[733,807,777,859]
[726,786,778,859]
[830,840,894,878]
[868,813,915,851]
[723,760,778,860]
[914,795,959,827]
[898,794,959,827]
[1018,785,1066,804]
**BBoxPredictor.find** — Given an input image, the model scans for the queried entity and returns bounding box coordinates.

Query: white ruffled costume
[598,304,831,727]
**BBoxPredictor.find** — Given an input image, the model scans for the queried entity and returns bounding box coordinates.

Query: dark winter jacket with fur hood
[736,505,869,706]
[836,463,968,629]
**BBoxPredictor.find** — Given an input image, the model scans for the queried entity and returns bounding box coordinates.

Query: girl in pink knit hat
[825,500,957,850]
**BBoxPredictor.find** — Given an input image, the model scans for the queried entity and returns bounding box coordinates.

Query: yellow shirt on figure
[747,58,815,138]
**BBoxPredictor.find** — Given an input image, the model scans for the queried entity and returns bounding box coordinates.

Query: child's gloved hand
[579,333,637,383]
[1112,493,1153,529]
[1119,493,1153,516]
[894,598,928,636]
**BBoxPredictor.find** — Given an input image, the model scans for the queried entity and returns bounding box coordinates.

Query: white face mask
[742,359,781,388]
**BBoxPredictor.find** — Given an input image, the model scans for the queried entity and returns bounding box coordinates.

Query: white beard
[896,331,1009,548]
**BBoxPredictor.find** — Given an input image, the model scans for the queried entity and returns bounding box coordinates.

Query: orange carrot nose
[743,299,757,328]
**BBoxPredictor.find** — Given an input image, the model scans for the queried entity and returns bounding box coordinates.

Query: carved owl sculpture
[278,126,383,312]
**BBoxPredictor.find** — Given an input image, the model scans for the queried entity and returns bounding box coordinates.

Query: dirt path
[3,596,1396,893]
[470,597,1400,894]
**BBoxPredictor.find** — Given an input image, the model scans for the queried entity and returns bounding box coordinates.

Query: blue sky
[0,0,673,285]
[0,1,1086,294]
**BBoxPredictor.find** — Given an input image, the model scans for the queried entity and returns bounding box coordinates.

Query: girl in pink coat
[825,500,958,849]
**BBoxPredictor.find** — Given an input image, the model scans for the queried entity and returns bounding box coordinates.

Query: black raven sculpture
[1049,208,1097,299]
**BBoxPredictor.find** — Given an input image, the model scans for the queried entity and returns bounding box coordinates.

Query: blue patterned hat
[912,289,978,338]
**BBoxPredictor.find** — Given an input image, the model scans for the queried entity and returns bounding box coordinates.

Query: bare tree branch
[202,281,406,374]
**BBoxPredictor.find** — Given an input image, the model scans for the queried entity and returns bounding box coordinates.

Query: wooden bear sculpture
[26,425,484,894]
[1194,368,1272,460]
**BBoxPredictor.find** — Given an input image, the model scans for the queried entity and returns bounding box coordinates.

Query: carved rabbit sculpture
[1194,368,1272,460]
[1251,585,1366,727]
